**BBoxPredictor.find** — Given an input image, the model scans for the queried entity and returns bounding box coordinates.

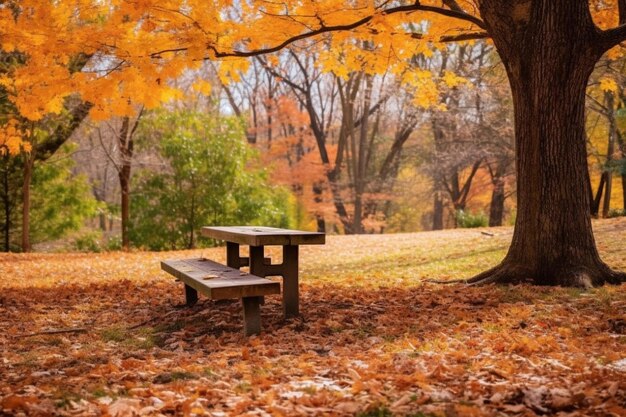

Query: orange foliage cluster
[254,96,338,226]
[1,0,625,157]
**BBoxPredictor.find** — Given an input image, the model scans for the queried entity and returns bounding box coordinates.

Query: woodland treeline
[1,42,625,252]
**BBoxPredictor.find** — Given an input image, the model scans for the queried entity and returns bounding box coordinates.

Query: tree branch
[600,25,626,49]
[602,0,626,50]
[151,3,487,59]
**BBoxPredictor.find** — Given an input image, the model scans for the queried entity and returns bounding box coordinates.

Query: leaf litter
[0,218,625,416]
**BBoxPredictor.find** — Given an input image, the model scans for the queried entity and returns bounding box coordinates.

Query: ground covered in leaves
[1,219,626,417]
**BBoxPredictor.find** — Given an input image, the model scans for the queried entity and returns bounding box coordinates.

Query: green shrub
[130,110,296,250]
[105,235,122,251]
[607,208,626,218]
[74,231,102,252]
[455,209,488,228]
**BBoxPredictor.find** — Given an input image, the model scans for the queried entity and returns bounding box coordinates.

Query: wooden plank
[201,226,325,246]
[161,259,280,300]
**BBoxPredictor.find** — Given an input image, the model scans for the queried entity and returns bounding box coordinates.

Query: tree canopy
[1,1,621,141]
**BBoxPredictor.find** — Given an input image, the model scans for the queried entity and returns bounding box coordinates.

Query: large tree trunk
[473,0,625,287]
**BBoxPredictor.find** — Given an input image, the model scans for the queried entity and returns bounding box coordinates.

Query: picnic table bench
[161,226,325,335]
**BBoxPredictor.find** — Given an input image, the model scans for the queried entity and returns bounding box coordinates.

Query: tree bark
[312,182,326,232]
[473,0,626,287]
[622,172,626,211]
[488,176,505,227]
[432,191,444,230]
[591,172,607,217]
[21,154,34,252]
[602,91,617,217]
[2,158,11,251]
[115,112,142,251]
[119,166,130,250]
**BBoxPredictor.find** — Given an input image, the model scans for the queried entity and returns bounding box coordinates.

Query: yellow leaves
[401,69,441,109]
[192,79,212,96]
[599,77,620,93]
[0,119,31,156]
[217,59,250,83]
[442,70,468,88]
[1,0,477,128]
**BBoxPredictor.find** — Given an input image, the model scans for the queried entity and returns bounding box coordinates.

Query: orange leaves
[0,0,493,128]
[2,223,626,415]
[0,119,31,155]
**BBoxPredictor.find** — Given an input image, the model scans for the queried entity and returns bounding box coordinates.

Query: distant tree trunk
[473,0,625,286]
[622,172,626,211]
[602,91,617,217]
[188,182,196,249]
[432,191,444,231]
[21,154,34,252]
[99,211,107,231]
[618,130,626,211]
[114,111,142,250]
[590,172,607,217]
[2,159,10,251]
[489,177,505,227]
[351,75,373,234]
[486,157,511,227]
[119,165,130,250]
[312,182,326,232]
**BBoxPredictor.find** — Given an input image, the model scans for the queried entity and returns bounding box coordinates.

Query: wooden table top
[201,226,325,246]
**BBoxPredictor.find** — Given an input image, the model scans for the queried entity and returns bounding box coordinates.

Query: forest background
[1,14,626,253]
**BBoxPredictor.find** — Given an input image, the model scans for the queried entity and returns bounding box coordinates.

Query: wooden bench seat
[161,258,280,335]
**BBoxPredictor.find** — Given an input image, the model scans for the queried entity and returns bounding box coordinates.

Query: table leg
[282,245,299,318]
[226,242,240,268]
[249,245,266,305]
[249,245,265,275]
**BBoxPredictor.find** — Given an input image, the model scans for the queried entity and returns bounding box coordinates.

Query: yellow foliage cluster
[0,0,624,138]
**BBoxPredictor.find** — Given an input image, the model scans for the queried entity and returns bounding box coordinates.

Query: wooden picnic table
[201,226,325,318]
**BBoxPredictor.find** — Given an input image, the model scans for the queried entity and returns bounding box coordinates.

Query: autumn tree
[94,113,144,250]
[587,56,626,216]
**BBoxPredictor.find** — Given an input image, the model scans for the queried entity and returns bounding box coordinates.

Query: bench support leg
[241,296,262,336]
[282,245,299,318]
[184,284,198,306]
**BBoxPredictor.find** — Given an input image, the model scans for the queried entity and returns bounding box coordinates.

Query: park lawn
[0,218,625,417]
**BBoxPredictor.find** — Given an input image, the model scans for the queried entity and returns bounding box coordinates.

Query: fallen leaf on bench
[201,274,219,280]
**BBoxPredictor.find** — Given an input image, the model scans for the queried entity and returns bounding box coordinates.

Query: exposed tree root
[425,261,626,288]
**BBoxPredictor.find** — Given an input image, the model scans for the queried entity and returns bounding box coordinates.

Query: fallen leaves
[0,219,625,416]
